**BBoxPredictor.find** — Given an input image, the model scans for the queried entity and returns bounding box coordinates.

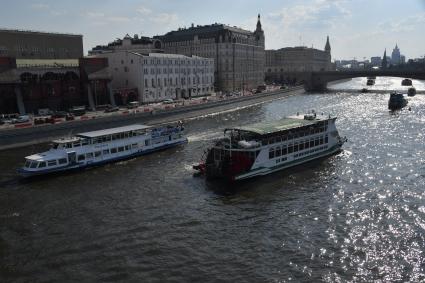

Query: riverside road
[0,87,304,150]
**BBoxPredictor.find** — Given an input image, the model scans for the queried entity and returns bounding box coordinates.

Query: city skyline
[1,0,425,60]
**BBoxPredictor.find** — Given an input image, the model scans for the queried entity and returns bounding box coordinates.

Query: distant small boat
[401,79,412,86]
[388,92,408,110]
[366,79,375,86]
[408,87,416,97]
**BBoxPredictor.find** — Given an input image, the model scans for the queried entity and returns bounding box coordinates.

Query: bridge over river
[266,69,425,91]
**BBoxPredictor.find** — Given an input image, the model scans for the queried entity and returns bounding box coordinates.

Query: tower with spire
[254,14,265,47]
[324,36,331,69]
[382,49,388,69]
[325,35,331,53]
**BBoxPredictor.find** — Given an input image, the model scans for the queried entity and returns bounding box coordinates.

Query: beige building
[0,29,83,59]
[265,37,333,84]
[155,15,265,92]
[97,51,214,103]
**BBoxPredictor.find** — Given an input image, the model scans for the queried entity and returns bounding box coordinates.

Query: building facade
[97,51,214,104]
[154,15,265,92]
[89,34,164,55]
[265,37,333,84]
[0,29,83,59]
[0,29,114,115]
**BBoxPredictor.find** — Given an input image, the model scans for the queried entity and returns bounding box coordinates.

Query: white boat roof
[26,150,65,161]
[77,124,151,138]
[230,113,333,135]
[52,137,81,143]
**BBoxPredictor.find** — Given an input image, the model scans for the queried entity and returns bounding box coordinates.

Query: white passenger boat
[194,112,346,181]
[18,123,187,177]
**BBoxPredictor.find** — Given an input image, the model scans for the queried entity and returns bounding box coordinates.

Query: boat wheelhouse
[18,123,187,177]
[196,113,346,181]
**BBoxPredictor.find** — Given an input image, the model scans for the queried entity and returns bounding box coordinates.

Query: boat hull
[17,139,188,178]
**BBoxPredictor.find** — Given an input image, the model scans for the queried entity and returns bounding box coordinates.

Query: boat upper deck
[228,114,333,136]
[77,125,151,139]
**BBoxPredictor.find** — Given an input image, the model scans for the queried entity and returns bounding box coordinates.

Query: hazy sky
[1,0,425,60]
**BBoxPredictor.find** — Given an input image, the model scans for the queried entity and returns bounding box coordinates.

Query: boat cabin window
[78,155,85,161]
[86,153,94,159]
[118,147,124,152]
[25,160,31,167]
[269,148,275,159]
[66,143,72,149]
[82,139,89,146]
[48,160,57,167]
[111,148,117,153]
[276,147,282,157]
[288,144,294,154]
[52,143,60,149]
[73,141,81,147]
[38,162,46,168]
[59,158,67,165]
[94,151,101,157]
[103,149,110,155]
[30,162,38,168]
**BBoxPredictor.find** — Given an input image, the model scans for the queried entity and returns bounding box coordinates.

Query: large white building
[98,51,214,104]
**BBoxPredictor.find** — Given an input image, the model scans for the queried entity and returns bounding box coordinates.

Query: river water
[1,77,425,282]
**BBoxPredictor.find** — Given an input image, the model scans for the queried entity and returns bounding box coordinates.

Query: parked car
[51,111,68,119]
[69,106,86,116]
[162,99,174,104]
[104,106,120,113]
[127,101,140,109]
[12,115,30,124]
[38,108,52,116]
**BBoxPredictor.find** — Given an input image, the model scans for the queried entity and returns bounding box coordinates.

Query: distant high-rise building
[391,44,401,65]
[370,56,382,67]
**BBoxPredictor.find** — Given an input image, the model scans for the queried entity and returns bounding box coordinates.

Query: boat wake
[188,131,221,142]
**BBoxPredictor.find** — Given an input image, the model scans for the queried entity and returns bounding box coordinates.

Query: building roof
[16,59,79,68]
[77,125,151,138]
[0,28,82,37]
[156,23,254,42]
[229,117,325,135]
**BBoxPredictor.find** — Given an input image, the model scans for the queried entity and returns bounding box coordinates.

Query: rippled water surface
[1,78,425,282]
